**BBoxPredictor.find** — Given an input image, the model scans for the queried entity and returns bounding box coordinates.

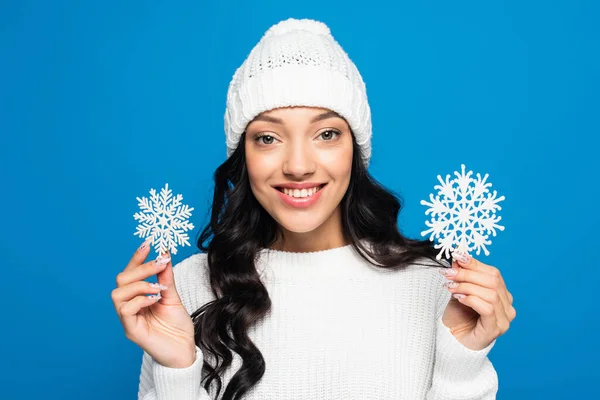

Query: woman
[112,18,516,400]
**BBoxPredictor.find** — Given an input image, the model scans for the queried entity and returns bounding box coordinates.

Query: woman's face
[244,106,353,241]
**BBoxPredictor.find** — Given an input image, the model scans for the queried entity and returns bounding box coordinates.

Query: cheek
[245,155,277,202]
[245,143,266,180]
[247,167,268,198]
[321,141,353,180]
[246,141,281,172]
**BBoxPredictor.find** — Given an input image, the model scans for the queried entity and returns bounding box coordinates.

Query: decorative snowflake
[420,164,505,260]
[133,183,195,255]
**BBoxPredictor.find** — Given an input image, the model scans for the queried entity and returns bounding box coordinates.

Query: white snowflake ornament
[133,183,195,255]
[420,164,505,260]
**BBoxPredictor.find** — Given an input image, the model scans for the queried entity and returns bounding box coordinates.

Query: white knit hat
[224,18,372,166]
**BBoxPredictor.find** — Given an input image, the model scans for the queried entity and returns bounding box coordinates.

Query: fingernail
[155,255,171,267]
[138,238,152,252]
[439,268,458,277]
[150,282,168,290]
[443,281,459,289]
[453,293,466,299]
[452,251,470,264]
[148,293,162,302]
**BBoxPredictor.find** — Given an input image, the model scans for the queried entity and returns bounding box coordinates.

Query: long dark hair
[192,130,447,399]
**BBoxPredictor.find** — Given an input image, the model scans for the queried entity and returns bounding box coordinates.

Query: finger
[125,237,153,271]
[119,293,162,334]
[451,251,496,274]
[116,253,171,287]
[440,267,497,289]
[444,281,499,305]
[154,250,181,305]
[449,253,515,321]
[111,280,166,311]
[488,270,514,322]
[454,294,507,338]
[451,257,506,292]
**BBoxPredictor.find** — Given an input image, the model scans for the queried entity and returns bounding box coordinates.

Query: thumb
[155,251,181,304]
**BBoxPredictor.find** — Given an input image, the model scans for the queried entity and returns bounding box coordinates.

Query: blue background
[1,1,598,398]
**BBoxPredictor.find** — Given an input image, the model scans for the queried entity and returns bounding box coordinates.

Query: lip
[272,182,326,190]
[275,184,327,209]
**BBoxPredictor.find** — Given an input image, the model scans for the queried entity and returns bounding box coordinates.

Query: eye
[252,130,341,146]
[254,134,279,145]
[318,129,342,141]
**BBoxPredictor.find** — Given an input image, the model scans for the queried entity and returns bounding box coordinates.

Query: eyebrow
[251,110,343,124]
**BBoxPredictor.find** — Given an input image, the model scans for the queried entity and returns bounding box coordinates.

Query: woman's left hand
[439,252,517,350]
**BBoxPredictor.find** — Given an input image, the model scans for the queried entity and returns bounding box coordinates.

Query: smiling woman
[118,17,503,400]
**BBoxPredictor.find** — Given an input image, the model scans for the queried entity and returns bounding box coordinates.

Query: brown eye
[261,135,274,144]
[255,134,276,145]
[319,130,341,141]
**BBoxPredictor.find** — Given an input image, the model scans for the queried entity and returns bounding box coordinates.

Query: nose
[282,142,316,177]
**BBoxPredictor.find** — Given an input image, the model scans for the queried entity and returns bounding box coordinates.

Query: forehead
[250,107,345,125]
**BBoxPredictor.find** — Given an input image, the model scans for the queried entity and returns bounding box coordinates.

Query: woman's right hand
[111,239,197,368]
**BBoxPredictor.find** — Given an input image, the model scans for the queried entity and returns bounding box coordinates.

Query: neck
[270,206,348,253]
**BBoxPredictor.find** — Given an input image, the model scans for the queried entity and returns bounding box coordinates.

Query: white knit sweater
[137,244,498,399]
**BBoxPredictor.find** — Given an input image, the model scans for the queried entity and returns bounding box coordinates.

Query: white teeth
[282,186,322,198]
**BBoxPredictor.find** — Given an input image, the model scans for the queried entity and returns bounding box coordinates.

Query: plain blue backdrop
[1,0,598,399]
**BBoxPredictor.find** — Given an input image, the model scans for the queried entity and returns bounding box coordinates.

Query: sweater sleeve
[426,269,499,399]
[137,254,214,400]
[138,346,212,400]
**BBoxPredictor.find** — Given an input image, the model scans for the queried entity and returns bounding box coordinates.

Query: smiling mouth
[275,184,326,198]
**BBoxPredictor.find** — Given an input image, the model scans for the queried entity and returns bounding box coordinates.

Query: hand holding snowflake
[421,164,505,260]
[133,183,195,255]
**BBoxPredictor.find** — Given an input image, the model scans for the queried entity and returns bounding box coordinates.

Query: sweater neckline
[256,241,368,274]
[255,240,384,283]
[260,242,353,256]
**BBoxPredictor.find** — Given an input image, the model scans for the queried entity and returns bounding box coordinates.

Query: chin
[272,211,328,234]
